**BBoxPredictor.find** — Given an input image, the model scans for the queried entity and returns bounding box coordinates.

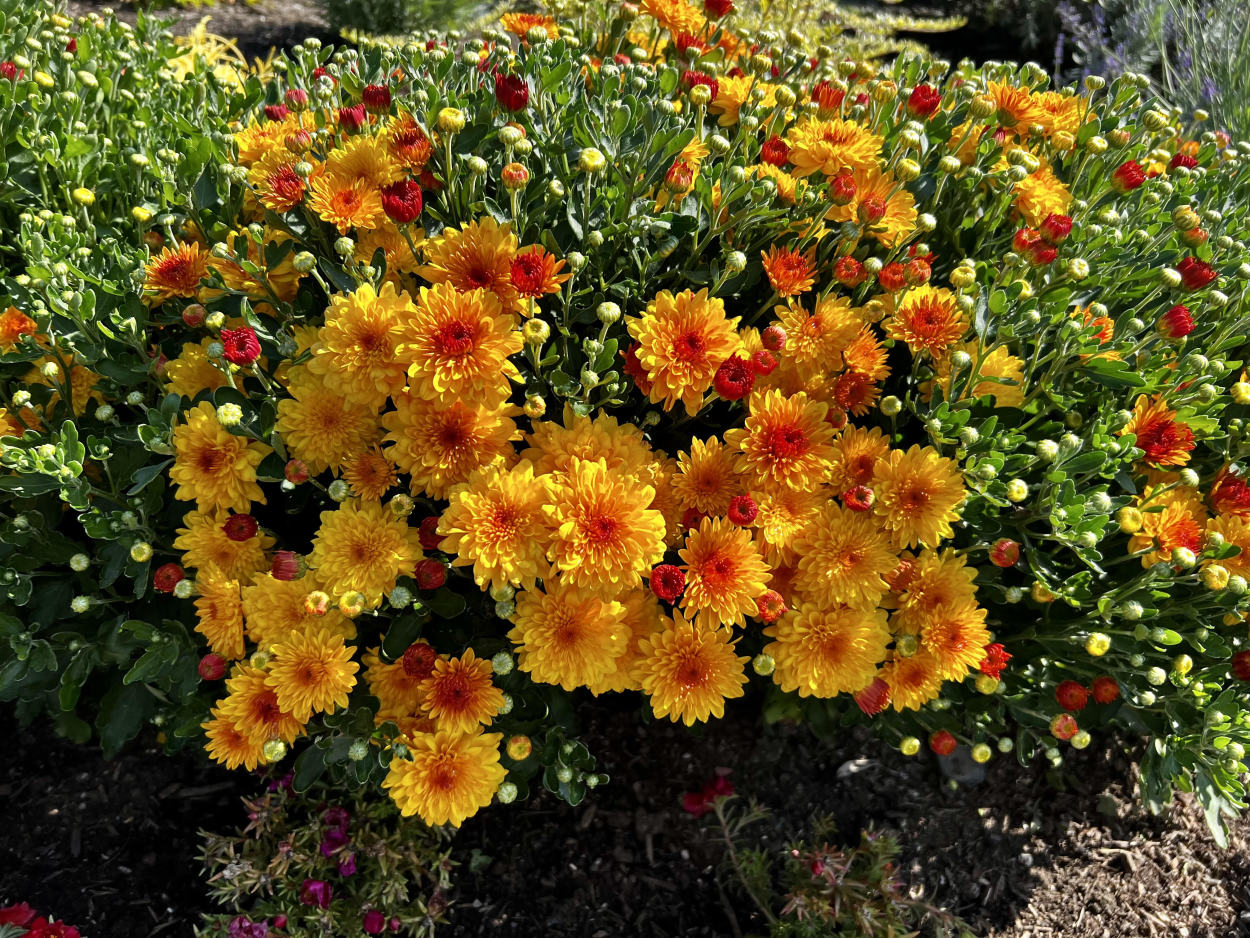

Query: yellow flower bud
[1117,506,1143,533]
[437,107,466,133]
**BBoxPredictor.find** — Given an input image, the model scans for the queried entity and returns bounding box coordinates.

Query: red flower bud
[989,538,1019,567]
[220,327,261,366]
[760,135,790,167]
[380,179,423,224]
[361,83,392,113]
[832,255,867,287]
[1039,213,1072,244]
[704,0,734,17]
[906,83,942,119]
[978,643,1011,679]
[650,563,686,602]
[761,324,787,351]
[1110,159,1146,193]
[1091,676,1119,704]
[153,562,185,594]
[1055,680,1089,712]
[749,349,778,376]
[877,262,907,292]
[1012,227,1041,254]
[755,589,786,622]
[263,104,291,122]
[727,494,758,525]
[858,196,887,225]
[1157,304,1194,339]
[842,485,874,511]
[338,104,368,133]
[681,507,706,530]
[1049,713,1079,740]
[928,730,957,756]
[284,459,309,485]
[181,304,206,328]
[494,72,530,111]
[1177,256,1217,290]
[271,550,301,581]
[853,677,891,716]
[714,355,756,400]
[1233,651,1250,681]
[829,171,857,206]
[811,80,845,113]
[905,257,931,285]
[284,88,309,110]
[198,653,227,681]
[414,558,447,590]
[418,515,444,550]
[1168,152,1198,170]
[402,642,438,680]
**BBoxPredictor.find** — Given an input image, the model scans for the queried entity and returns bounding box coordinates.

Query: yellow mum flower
[418,217,520,313]
[418,649,504,735]
[25,356,104,417]
[520,405,656,482]
[308,282,415,412]
[508,582,626,691]
[364,645,431,728]
[1014,161,1071,227]
[399,283,522,408]
[308,172,384,234]
[776,295,861,381]
[194,569,246,660]
[885,285,967,358]
[265,627,360,723]
[725,390,836,493]
[171,401,271,513]
[326,133,402,188]
[545,457,667,596]
[221,664,304,745]
[241,572,356,648]
[785,118,884,177]
[764,603,890,697]
[500,11,560,39]
[143,242,210,306]
[679,517,771,628]
[890,548,979,634]
[879,649,945,711]
[174,508,274,581]
[987,80,1046,130]
[640,0,704,34]
[930,342,1026,407]
[921,600,991,681]
[752,486,821,565]
[164,338,229,399]
[635,611,748,725]
[585,588,667,695]
[710,74,771,126]
[1206,515,1250,577]
[383,730,506,827]
[382,393,521,500]
[341,447,398,501]
[437,461,553,591]
[671,436,743,517]
[203,709,267,770]
[276,366,381,474]
[793,502,896,609]
[309,499,424,606]
[828,424,889,492]
[627,288,741,415]
[872,445,965,549]
[825,163,918,247]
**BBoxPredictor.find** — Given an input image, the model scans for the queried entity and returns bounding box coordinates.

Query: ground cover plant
[3,1,1250,918]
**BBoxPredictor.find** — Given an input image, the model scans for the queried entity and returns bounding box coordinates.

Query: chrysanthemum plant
[4,0,1250,843]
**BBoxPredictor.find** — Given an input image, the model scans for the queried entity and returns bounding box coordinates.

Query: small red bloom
[220,327,261,366]
[1055,680,1089,712]
[727,494,758,525]
[1111,160,1146,193]
[1169,152,1198,170]
[223,513,258,542]
[311,66,331,82]
[810,80,845,113]
[0,903,37,927]
[674,32,708,57]
[1233,651,1250,682]
[989,538,1019,568]
[905,257,932,284]
[761,324,787,351]
[182,305,206,328]
[703,0,734,17]
[284,87,309,110]
[650,564,687,602]
[622,342,651,392]
[363,910,387,935]
[749,349,778,376]
[681,507,706,530]
[402,642,438,680]
[906,83,942,119]
[1091,676,1120,704]
[284,459,310,485]
[680,70,718,102]
[978,643,1012,679]
[755,589,787,622]
[832,256,867,287]
[829,170,857,206]
[760,135,790,166]
[682,775,734,816]
[418,515,444,550]
[1158,304,1194,339]
[859,198,887,226]
[263,104,291,122]
[1040,213,1073,244]
[877,262,907,292]
[271,550,301,581]
[24,918,80,938]
[853,677,891,716]
[380,179,423,224]
[1211,466,1250,518]
[928,730,957,756]
[1013,227,1041,254]
[714,355,756,400]
[414,558,447,590]
[1050,713,1079,740]
[361,84,392,113]
[1028,243,1058,266]
[153,562,185,594]
[66,38,78,53]
[842,485,874,511]
[338,104,368,133]
[664,158,695,192]
[198,653,227,681]
[1177,256,1217,290]
[0,62,20,82]
[494,72,530,111]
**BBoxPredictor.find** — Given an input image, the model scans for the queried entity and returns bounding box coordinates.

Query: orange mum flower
[776,295,861,380]
[144,242,210,305]
[419,217,520,312]
[634,611,748,726]
[872,445,966,549]
[308,173,384,233]
[793,502,897,609]
[879,649,945,711]
[0,306,38,350]
[510,245,571,302]
[500,11,560,39]
[828,424,889,491]
[761,246,816,297]
[886,285,966,356]
[679,517,772,627]
[418,649,505,735]
[342,447,398,501]
[921,601,990,681]
[671,436,743,517]
[1121,395,1195,467]
[725,390,836,493]
[784,118,884,178]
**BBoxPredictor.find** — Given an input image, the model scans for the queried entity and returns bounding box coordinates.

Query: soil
[5,699,1248,938]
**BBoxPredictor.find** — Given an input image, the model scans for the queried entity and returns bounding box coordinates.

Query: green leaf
[127,459,172,495]
[426,588,466,619]
[292,744,327,793]
[1082,356,1146,389]
[97,682,156,758]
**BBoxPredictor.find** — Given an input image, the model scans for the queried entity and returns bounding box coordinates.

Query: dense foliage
[3,0,1250,857]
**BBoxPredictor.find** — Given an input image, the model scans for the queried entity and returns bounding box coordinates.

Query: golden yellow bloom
[234,114,301,166]
[873,445,965,549]
[508,582,626,691]
[825,163,918,247]
[889,548,979,633]
[364,645,430,728]
[585,588,666,695]
[205,229,304,305]
[203,709,267,770]
[671,437,743,517]
[242,572,355,648]
[921,600,990,681]
[679,517,771,628]
[24,356,104,417]
[437,461,553,591]
[341,447,398,501]
[308,282,415,412]
[276,367,382,474]
[764,604,889,697]
[356,222,423,279]
[194,569,246,660]
[785,118,883,177]
[0,306,38,350]
[520,405,655,482]
[1206,515,1250,577]
[221,664,304,745]
[164,339,229,399]
[399,282,522,408]
[752,487,821,565]
[776,295,861,381]
[1014,161,1072,227]
[635,611,748,725]
[144,242,210,305]
[384,730,506,827]
[1031,90,1086,137]
[640,0,704,34]
[309,499,424,606]
[793,502,896,609]
[500,11,560,39]
[930,342,1026,407]
[726,390,836,493]
[308,173,384,234]
[885,285,966,357]
[326,133,402,188]
[251,155,310,214]
[382,393,521,499]
[174,508,274,581]
[419,217,520,312]
[879,649,944,711]
[545,457,667,595]
[265,627,359,723]
[627,288,741,415]
[171,401,271,513]
[710,74,773,126]
[418,649,504,735]
[754,163,802,204]
[1121,395,1196,468]
[828,424,889,491]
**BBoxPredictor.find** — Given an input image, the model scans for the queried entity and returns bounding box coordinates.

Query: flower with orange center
[508,582,626,690]
[873,445,965,549]
[383,730,506,827]
[205,229,304,305]
[419,217,520,312]
[342,447,398,501]
[164,338,230,399]
[784,118,884,178]
[326,133,402,188]
[221,664,304,745]
[381,392,521,499]
[171,401,271,513]
[399,282,522,408]
[194,570,246,660]
[726,390,836,493]
[438,461,553,591]
[143,242,210,306]
[356,222,424,280]
[1121,395,1195,467]
[752,486,821,564]
[828,424,888,491]
[233,114,301,166]
[879,648,945,711]
[679,516,772,628]
[671,436,743,517]
[1031,90,1086,137]
[1013,161,1071,227]
[885,285,966,357]
[385,114,432,171]
[639,0,705,34]
[920,600,990,681]
[174,508,275,581]
[252,156,309,213]
[1129,486,1206,567]
[987,81,1046,129]
[832,371,880,416]
[776,295,861,381]
[761,246,816,297]
[1207,515,1250,577]
[308,173,384,233]
[203,709,267,770]
[417,649,504,735]
[0,306,38,350]
[763,603,890,697]
[242,572,355,648]
[627,288,741,415]
[842,325,890,382]
[276,367,382,474]
[710,74,769,126]
[364,645,431,728]
[634,610,748,726]
[500,11,560,39]
[825,163,918,247]
[309,282,415,411]
[545,457,667,595]
[309,499,424,606]
[520,405,655,482]
[889,548,979,633]
[585,588,667,695]
[265,627,359,723]
[509,245,571,303]
[793,502,896,609]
